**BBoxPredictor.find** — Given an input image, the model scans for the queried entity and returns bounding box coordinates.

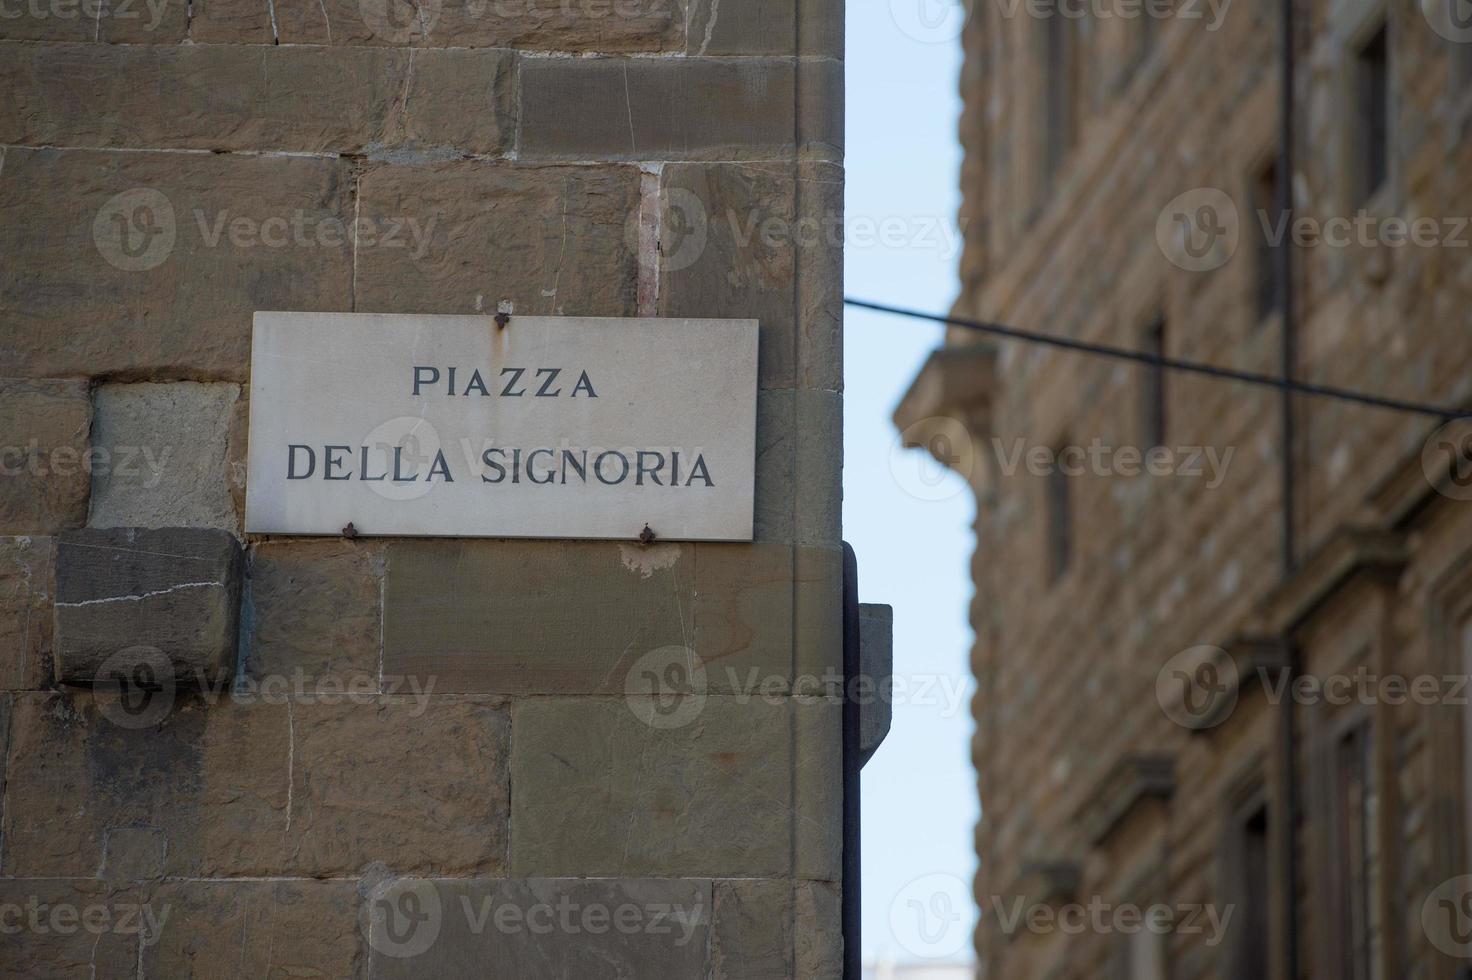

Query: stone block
[283,697,510,875]
[659,162,801,389]
[518,58,796,160]
[245,539,383,687]
[0,379,91,535]
[0,0,187,42]
[87,382,240,533]
[187,0,272,41]
[0,148,354,381]
[0,878,149,978]
[1,692,509,878]
[685,0,840,56]
[749,389,843,547]
[0,536,55,690]
[53,527,243,687]
[711,878,793,979]
[797,58,844,160]
[271,0,683,48]
[354,162,640,317]
[794,880,842,978]
[510,696,798,877]
[0,43,513,155]
[365,877,710,977]
[144,879,361,979]
[384,539,693,693]
[694,542,794,692]
[100,826,168,881]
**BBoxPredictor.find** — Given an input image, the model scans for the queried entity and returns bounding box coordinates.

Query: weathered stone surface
[794,880,842,978]
[0,693,272,877]
[384,539,692,693]
[0,0,187,42]
[711,878,793,979]
[0,878,149,978]
[187,0,272,41]
[0,43,513,154]
[748,389,843,547]
[794,160,844,391]
[0,148,354,381]
[694,543,793,692]
[660,162,801,388]
[54,527,243,686]
[686,0,840,55]
[510,696,800,877]
[2,692,509,877]
[791,694,842,881]
[144,879,362,979]
[0,536,55,689]
[272,0,683,48]
[797,58,843,160]
[0,379,91,535]
[245,540,383,687]
[518,58,797,160]
[99,825,168,881]
[354,162,640,316]
[88,382,240,533]
[285,697,510,875]
[366,877,710,978]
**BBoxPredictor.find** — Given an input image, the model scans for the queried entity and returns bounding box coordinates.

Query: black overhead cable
[844,297,1471,422]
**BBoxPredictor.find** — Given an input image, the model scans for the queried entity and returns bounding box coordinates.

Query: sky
[842,1,979,967]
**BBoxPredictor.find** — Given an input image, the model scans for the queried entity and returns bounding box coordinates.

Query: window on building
[1046,450,1072,582]
[1141,317,1167,449]
[1334,721,1383,980]
[1353,23,1391,202]
[1234,805,1271,980]
[1253,156,1285,321]
[1042,14,1077,186]
[1462,622,1472,870]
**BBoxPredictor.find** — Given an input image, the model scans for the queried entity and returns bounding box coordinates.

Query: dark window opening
[1141,317,1167,449]
[1046,454,1072,582]
[1254,156,1285,321]
[1354,24,1391,202]
[1235,805,1271,980]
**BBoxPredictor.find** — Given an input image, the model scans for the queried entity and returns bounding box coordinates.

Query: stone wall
[0,0,845,973]
[905,0,1472,974]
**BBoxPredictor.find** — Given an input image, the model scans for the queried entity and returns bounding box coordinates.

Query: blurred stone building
[898,0,1472,975]
[0,0,846,975]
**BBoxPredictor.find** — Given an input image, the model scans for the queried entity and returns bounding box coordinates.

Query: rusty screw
[638,524,656,545]
[341,522,359,539]
[494,312,510,329]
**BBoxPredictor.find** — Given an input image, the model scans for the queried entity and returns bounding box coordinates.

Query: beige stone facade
[899,0,1472,976]
[0,2,846,974]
